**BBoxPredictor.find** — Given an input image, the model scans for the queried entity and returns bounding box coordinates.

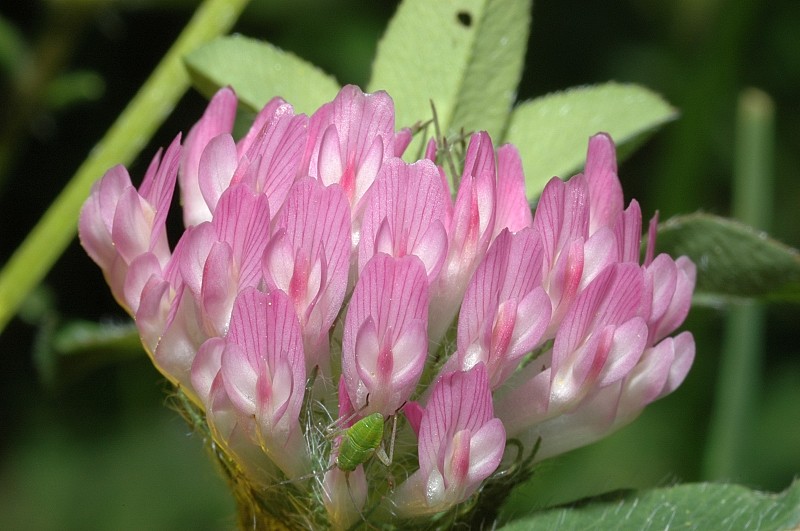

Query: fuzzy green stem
[702,88,774,481]
[0,0,250,335]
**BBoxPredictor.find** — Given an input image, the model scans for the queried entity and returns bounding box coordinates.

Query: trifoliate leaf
[506,82,677,199]
[656,213,800,304]
[369,0,531,157]
[500,481,800,531]
[185,35,340,115]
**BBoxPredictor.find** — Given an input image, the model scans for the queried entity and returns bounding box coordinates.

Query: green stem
[702,88,774,481]
[0,0,251,334]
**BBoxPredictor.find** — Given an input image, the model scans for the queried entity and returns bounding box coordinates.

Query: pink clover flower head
[79,78,696,527]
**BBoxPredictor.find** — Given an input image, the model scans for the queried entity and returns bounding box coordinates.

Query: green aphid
[336,412,391,472]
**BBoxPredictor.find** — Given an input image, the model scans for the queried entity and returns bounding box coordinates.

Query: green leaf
[656,213,800,304]
[500,481,800,531]
[0,14,27,75]
[185,34,341,115]
[506,82,677,198]
[368,0,531,156]
[45,70,105,111]
[34,320,143,389]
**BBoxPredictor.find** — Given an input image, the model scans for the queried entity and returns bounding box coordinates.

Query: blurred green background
[1,0,798,528]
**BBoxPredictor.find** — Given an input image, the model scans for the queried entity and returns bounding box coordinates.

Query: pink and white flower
[262,177,351,372]
[79,84,696,526]
[342,253,429,417]
[394,363,505,516]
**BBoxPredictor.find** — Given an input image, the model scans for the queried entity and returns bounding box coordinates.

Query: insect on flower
[336,412,392,472]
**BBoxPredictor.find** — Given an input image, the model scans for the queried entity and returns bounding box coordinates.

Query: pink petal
[191,337,225,406]
[111,187,152,264]
[238,102,308,214]
[226,287,269,367]
[420,364,494,463]
[466,418,505,484]
[661,331,695,397]
[307,86,396,219]
[412,221,448,282]
[429,135,498,342]
[212,184,271,289]
[358,158,448,281]
[580,227,617,289]
[135,276,171,355]
[596,317,648,387]
[221,342,259,415]
[645,254,679,325]
[236,96,287,159]
[455,228,546,386]
[514,382,625,462]
[585,133,623,235]
[443,429,471,490]
[545,237,585,335]
[123,252,162,314]
[494,144,533,237]
[323,465,367,529]
[262,228,295,294]
[200,241,237,336]
[223,288,306,430]
[273,179,351,306]
[180,87,237,226]
[647,255,696,343]
[533,175,589,271]
[614,200,643,263]
[388,319,428,387]
[79,165,131,270]
[393,127,412,157]
[139,134,181,234]
[493,362,552,437]
[95,166,132,230]
[336,375,356,425]
[509,287,551,362]
[153,284,205,394]
[177,223,216,298]
[403,401,424,437]
[198,133,237,215]
[265,179,351,370]
[259,359,294,426]
[644,211,659,266]
[353,135,385,212]
[553,263,644,370]
[316,125,343,187]
[620,337,674,412]
[353,316,380,390]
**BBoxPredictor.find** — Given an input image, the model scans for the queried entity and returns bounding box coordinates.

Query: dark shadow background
[1,0,798,528]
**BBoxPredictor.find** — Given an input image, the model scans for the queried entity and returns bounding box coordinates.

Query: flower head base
[80,85,695,528]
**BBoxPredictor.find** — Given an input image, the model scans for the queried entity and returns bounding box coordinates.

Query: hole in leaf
[456,11,472,27]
